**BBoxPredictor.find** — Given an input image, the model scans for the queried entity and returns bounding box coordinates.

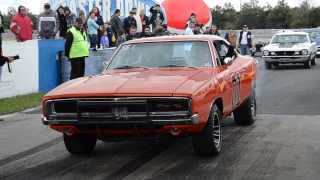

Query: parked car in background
[41,35,257,156]
[304,28,320,59]
[263,31,317,69]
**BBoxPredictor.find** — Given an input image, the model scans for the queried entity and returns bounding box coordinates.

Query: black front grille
[48,98,191,121]
[275,51,295,56]
[53,101,77,113]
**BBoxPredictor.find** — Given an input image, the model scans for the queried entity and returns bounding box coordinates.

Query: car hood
[44,69,214,99]
[264,43,311,51]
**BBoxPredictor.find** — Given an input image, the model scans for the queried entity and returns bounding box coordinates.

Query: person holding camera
[0,55,15,67]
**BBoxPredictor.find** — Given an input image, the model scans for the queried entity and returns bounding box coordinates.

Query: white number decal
[232,74,241,107]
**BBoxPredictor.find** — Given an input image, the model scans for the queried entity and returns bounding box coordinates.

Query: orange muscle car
[42,35,257,156]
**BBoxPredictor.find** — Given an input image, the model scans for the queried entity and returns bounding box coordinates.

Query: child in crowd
[100,30,109,49]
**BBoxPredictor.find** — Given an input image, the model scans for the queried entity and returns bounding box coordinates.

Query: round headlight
[263,50,269,56]
[302,49,308,55]
[270,51,276,56]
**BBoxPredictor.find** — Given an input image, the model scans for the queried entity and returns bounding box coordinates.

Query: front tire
[265,61,272,70]
[311,57,316,66]
[234,92,257,126]
[192,104,222,156]
[304,60,311,69]
[63,134,97,154]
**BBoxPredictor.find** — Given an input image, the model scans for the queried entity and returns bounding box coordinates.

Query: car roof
[274,31,309,36]
[124,35,225,44]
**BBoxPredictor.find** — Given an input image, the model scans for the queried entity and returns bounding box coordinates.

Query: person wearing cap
[65,18,89,80]
[123,11,137,34]
[239,25,252,55]
[38,3,59,39]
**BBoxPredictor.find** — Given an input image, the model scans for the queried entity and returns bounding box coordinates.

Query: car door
[213,40,244,110]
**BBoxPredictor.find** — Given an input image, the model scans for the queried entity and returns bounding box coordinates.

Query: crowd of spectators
[4,3,252,54]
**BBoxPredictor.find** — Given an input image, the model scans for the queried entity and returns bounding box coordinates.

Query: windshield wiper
[160,65,198,69]
[113,65,149,70]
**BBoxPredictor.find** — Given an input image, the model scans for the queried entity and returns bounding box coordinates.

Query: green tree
[265,0,291,28]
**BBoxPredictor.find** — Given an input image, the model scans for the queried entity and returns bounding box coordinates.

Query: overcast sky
[1,0,320,14]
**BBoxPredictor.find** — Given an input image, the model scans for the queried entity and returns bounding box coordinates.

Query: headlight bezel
[301,49,309,56]
[263,50,270,56]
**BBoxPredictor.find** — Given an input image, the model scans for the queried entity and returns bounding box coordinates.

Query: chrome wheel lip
[213,112,221,150]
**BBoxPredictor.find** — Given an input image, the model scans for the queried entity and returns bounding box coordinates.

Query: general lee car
[263,31,317,69]
[42,35,257,156]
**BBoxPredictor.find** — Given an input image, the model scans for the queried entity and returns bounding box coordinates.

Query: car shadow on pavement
[2,118,259,180]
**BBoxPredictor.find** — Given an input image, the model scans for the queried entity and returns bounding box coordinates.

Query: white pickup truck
[262,31,317,69]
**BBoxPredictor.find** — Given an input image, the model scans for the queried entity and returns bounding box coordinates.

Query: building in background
[48,0,157,22]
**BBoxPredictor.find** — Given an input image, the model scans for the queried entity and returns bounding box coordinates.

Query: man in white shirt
[184,22,195,35]
[238,25,252,55]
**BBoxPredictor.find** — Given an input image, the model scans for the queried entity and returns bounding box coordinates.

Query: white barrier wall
[0,40,39,99]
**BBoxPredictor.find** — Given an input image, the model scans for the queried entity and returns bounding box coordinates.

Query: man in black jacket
[123,11,137,34]
[239,25,253,55]
[110,9,124,39]
[149,4,164,32]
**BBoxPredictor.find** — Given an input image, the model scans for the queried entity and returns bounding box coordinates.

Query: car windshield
[271,35,308,44]
[107,41,213,70]
[306,30,320,45]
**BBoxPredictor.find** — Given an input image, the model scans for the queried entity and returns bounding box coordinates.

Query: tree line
[212,0,320,30]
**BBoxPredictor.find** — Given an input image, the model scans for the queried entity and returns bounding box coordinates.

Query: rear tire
[63,134,97,154]
[265,61,272,70]
[192,104,222,156]
[234,92,257,126]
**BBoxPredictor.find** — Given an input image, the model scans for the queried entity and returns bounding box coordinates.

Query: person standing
[210,25,220,36]
[56,6,67,38]
[225,30,238,48]
[0,12,3,80]
[0,11,4,54]
[38,3,59,39]
[131,8,142,33]
[239,25,252,55]
[104,22,116,47]
[10,6,33,42]
[65,18,89,80]
[149,4,164,32]
[87,12,99,50]
[140,9,149,31]
[123,11,137,34]
[184,22,195,35]
[92,7,104,48]
[64,7,76,29]
[186,13,198,27]
[110,9,124,39]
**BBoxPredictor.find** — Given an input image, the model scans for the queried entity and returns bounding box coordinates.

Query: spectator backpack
[39,16,56,38]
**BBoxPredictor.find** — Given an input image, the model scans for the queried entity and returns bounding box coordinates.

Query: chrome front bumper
[263,56,309,63]
[42,114,200,126]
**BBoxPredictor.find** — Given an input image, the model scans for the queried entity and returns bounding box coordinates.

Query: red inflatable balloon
[161,0,212,33]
